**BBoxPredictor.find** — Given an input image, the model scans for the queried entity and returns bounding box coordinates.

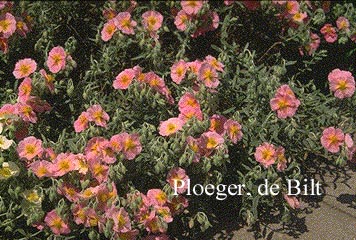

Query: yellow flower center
[121,18,131,28]
[0,19,10,31]
[206,137,218,149]
[337,79,347,90]
[176,66,185,76]
[37,166,48,177]
[106,24,116,35]
[52,218,63,230]
[58,159,70,171]
[52,54,62,65]
[124,138,135,151]
[167,123,177,133]
[277,99,288,109]
[147,16,157,30]
[25,144,35,155]
[262,149,273,161]
[22,105,32,116]
[19,64,30,75]
[93,163,105,176]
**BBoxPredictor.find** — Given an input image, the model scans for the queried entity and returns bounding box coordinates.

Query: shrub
[0,1,355,239]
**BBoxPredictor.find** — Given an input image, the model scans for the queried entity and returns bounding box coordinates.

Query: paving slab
[211,163,356,239]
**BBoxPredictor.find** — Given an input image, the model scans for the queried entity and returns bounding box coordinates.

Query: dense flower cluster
[0,1,32,53]
[0,1,355,239]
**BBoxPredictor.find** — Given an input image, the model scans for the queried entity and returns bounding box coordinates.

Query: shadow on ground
[188,158,356,239]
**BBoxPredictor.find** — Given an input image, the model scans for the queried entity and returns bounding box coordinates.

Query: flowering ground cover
[0,1,355,239]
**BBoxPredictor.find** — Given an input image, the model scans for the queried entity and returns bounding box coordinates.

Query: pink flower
[17,136,42,162]
[15,18,29,37]
[270,85,300,119]
[144,72,165,90]
[159,117,184,136]
[13,58,37,79]
[0,103,16,119]
[336,16,349,31]
[178,92,203,122]
[320,127,344,153]
[154,206,173,223]
[52,153,78,177]
[187,60,202,75]
[86,104,110,128]
[103,8,117,20]
[0,13,16,38]
[15,102,37,123]
[85,137,107,161]
[167,167,189,194]
[88,158,109,183]
[205,55,224,72]
[74,111,90,132]
[254,142,277,168]
[96,183,118,210]
[198,63,219,88]
[121,132,142,160]
[101,19,117,41]
[200,131,224,150]
[114,12,137,35]
[292,12,307,23]
[44,210,71,235]
[174,10,190,31]
[345,134,354,149]
[224,119,243,144]
[106,207,131,232]
[144,214,165,234]
[186,136,202,162]
[345,134,356,162]
[0,2,6,10]
[147,189,167,206]
[133,65,145,82]
[83,209,101,228]
[181,1,203,15]
[284,194,300,209]
[18,77,32,103]
[210,11,220,30]
[113,68,136,89]
[39,69,55,93]
[41,147,57,161]
[209,114,227,135]
[285,0,299,15]
[101,143,116,164]
[110,134,123,153]
[142,10,163,32]
[170,60,187,84]
[72,203,87,225]
[320,24,337,43]
[47,46,67,73]
[74,153,88,175]
[29,160,54,178]
[57,183,80,202]
[328,69,355,99]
